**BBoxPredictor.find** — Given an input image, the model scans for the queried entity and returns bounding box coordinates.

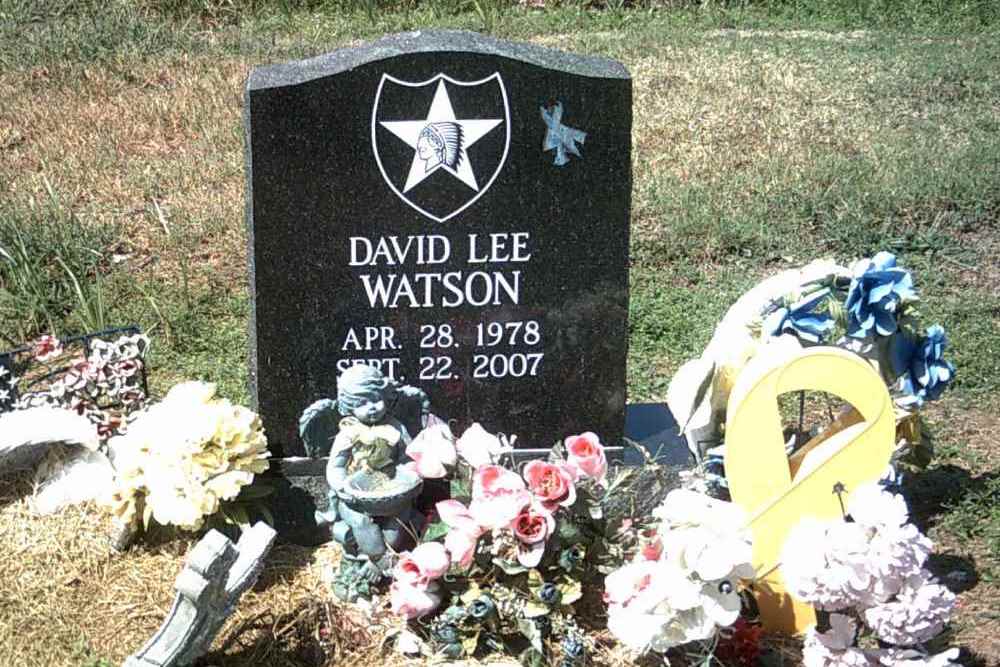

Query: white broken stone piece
[0,406,114,513]
[125,521,277,667]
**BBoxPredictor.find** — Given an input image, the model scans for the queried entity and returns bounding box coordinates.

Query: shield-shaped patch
[371,72,510,223]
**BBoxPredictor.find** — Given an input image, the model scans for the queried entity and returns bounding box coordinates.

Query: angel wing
[298,399,341,458]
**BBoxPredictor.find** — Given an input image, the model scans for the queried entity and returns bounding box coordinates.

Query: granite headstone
[245,30,631,458]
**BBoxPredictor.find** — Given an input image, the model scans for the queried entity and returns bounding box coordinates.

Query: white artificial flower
[608,490,754,656]
[782,519,873,610]
[782,496,933,611]
[455,422,511,468]
[607,606,674,653]
[863,521,931,604]
[863,571,955,646]
[848,483,909,529]
[654,489,749,536]
[697,579,743,627]
[802,616,876,667]
[660,525,754,582]
[165,380,219,406]
[205,469,255,501]
[605,559,706,653]
[654,490,753,583]
[672,606,718,644]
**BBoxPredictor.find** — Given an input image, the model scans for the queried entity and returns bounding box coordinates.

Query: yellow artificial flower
[102,380,270,532]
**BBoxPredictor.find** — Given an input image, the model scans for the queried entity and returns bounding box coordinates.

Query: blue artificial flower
[889,324,955,406]
[763,288,835,344]
[845,251,916,338]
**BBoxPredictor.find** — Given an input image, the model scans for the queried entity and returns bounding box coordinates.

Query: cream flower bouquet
[104,381,270,534]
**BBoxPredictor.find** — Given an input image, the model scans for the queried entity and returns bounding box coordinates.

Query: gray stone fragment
[124,522,277,667]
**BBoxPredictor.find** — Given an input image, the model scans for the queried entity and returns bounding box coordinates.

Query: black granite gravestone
[246,30,631,458]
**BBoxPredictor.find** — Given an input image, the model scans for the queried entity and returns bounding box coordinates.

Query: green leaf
[223,505,251,531]
[517,619,544,654]
[558,579,583,605]
[557,519,582,545]
[461,630,480,656]
[492,558,527,576]
[236,484,274,500]
[421,520,449,543]
[522,600,550,618]
[450,476,471,501]
[257,504,275,527]
[527,568,544,591]
[141,500,153,531]
[518,647,545,667]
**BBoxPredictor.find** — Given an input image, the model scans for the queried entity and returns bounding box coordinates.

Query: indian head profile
[416,121,464,172]
[374,73,510,222]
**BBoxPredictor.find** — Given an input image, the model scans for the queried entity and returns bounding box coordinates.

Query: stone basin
[340,467,423,517]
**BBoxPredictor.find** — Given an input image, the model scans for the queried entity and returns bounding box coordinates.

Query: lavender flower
[846,252,916,338]
[764,289,835,344]
[890,325,955,406]
[863,572,956,646]
[783,484,932,609]
[802,615,875,667]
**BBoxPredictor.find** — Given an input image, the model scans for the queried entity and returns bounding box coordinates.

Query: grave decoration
[666,251,955,636]
[244,30,631,460]
[0,328,150,513]
[725,345,896,633]
[383,422,628,663]
[785,483,960,667]
[0,326,150,437]
[300,364,430,598]
[125,522,277,667]
[603,489,755,658]
[103,380,271,550]
[668,251,953,470]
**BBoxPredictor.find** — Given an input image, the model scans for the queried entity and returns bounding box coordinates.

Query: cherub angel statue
[299,364,430,599]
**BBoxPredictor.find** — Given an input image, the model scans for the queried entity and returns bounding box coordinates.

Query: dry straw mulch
[0,475,386,667]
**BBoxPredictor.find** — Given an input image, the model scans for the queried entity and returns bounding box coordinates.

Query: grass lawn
[0,1,998,665]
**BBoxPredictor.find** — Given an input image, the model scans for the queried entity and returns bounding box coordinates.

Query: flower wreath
[667,251,954,476]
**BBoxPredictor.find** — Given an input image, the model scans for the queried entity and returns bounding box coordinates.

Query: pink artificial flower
[71,360,100,385]
[445,528,480,569]
[510,501,555,567]
[437,499,480,533]
[565,432,608,481]
[390,581,441,619]
[393,542,450,589]
[523,460,577,510]
[639,533,663,562]
[436,499,485,568]
[405,422,457,479]
[111,359,141,379]
[456,422,511,468]
[470,465,530,529]
[603,559,662,610]
[31,334,63,362]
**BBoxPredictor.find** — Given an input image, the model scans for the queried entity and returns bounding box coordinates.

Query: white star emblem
[380,81,503,193]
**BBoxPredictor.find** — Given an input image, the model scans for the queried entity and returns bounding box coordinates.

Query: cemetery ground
[1,2,998,666]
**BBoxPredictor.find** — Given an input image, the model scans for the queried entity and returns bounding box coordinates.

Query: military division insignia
[371,73,510,223]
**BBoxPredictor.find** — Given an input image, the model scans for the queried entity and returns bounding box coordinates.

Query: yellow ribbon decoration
[724,346,895,634]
